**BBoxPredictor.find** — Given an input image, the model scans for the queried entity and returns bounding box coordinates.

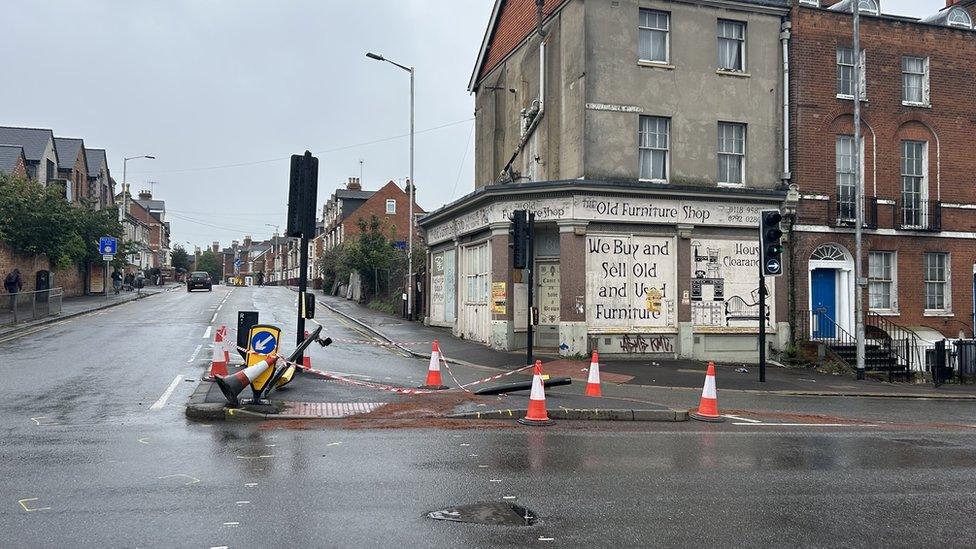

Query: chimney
[138,190,152,200]
[346,177,361,190]
[212,241,219,253]
[232,239,239,248]
[243,235,252,248]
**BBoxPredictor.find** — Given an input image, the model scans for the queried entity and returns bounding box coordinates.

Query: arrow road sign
[250,331,278,355]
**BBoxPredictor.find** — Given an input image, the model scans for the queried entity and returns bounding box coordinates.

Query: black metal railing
[895,199,941,231]
[866,312,920,381]
[826,196,877,228]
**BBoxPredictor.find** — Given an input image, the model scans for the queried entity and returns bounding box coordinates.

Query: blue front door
[811,268,837,339]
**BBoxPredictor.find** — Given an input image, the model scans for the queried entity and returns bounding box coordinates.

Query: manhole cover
[427,502,538,526]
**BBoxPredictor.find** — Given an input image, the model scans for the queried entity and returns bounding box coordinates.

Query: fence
[0,287,64,326]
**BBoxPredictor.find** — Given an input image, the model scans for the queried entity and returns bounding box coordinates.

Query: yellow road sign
[247,324,281,391]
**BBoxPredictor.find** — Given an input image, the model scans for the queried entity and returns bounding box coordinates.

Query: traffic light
[759,210,784,277]
[509,210,528,269]
[286,151,319,238]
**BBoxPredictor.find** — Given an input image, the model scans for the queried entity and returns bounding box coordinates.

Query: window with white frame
[901,141,927,228]
[717,122,745,185]
[837,47,866,99]
[836,135,856,221]
[868,251,896,311]
[799,0,820,6]
[924,252,950,311]
[717,20,745,72]
[902,56,929,106]
[639,9,669,64]
[948,7,973,29]
[385,198,396,214]
[639,115,669,181]
[464,243,489,305]
[857,0,879,15]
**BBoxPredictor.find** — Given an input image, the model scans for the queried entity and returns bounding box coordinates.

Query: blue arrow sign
[250,330,278,354]
[234,258,242,267]
[98,236,118,255]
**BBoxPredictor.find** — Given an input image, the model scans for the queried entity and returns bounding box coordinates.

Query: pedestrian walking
[135,271,145,294]
[123,272,134,291]
[111,269,123,294]
[4,268,23,310]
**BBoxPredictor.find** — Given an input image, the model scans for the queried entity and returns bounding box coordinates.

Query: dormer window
[857,0,879,16]
[948,8,973,29]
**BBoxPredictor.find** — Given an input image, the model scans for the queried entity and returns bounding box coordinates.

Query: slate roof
[335,189,375,200]
[54,137,85,171]
[0,144,25,175]
[86,148,107,176]
[0,126,55,162]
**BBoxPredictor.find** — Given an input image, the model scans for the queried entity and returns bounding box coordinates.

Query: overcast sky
[0,0,945,250]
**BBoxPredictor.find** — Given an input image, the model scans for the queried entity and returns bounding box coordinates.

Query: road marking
[539,537,555,542]
[187,344,203,363]
[724,414,761,423]
[222,522,240,527]
[30,417,48,426]
[326,442,343,447]
[137,437,150,444]
[18,498,50,512]
[244,483,258,487]
[157,474,200,485]
[202,326,212,339]
[150,375,184,411]
[236,455,275,459]
[210,312,218,323]
[216,304,223,311]
[731,422,878,427]
[236,501,250,505]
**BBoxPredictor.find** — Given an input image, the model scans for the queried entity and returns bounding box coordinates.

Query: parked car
[187,271,213,292]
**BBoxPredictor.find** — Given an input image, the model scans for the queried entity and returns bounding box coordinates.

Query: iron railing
[827,196,878,229]
[0,287,64,326]
[895,199,941,231]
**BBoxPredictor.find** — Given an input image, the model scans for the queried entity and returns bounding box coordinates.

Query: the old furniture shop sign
[426,195,764,244]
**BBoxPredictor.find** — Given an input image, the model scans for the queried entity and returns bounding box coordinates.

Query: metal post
[297,235,309,349]
[104,259,110,298]
[121,159,126,223]
[526,212,535,366]
[758,260,766,383]
[407,66,415,320]
[853,2,866,380]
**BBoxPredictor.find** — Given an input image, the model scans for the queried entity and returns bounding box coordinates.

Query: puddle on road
[427,501,538,526]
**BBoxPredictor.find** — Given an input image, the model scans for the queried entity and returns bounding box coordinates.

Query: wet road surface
[1,286,974,547]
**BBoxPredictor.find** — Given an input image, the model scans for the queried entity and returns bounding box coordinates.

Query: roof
[53,137,85,171]
[0,145,26,175]
[86,148,108,176]
[0,126,55,162]
[133,198,165,212]
[335,189,374,200]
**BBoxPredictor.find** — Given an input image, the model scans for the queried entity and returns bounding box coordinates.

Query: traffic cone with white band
[205,336,228,380]
[217,326,230,364]
[215,354,279,406]
[518,360,554,426]
[421,340,448,389]
[585,351,602,397]
[690,362,724,422]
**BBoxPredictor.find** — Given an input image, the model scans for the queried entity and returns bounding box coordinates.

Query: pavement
[0,284,176,341]
[317,293,976,400]
[2,284,976,546]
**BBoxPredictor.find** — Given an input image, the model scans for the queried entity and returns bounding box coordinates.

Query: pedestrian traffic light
[509,210,528,269]
[759,210,784,277]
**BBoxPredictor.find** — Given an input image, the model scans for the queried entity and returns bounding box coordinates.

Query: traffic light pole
[526,212,535,367]
[758,265,766,383]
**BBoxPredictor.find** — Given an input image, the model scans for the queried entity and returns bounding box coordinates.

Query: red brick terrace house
[790,0,976,369]
[0,145,28,179]
[53,137,89,204]
[322,178,425,250]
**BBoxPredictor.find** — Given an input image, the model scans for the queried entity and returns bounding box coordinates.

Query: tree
[171,245,191,272]
[195,250,222,282]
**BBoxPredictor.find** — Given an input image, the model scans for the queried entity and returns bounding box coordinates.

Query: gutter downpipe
[781,20,791,182]
[501,1,547,183]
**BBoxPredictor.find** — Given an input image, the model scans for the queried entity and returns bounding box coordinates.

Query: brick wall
[340,181,425,245]
[0,242,85,297]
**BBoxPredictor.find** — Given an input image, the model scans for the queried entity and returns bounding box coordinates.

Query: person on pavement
[135,271,145,294]
[111,269,123,294]
[123,272,134,291]
[4,268,23,309]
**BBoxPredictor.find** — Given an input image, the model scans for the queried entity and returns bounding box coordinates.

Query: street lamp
[367,51,416,319]
[120,155,156,223]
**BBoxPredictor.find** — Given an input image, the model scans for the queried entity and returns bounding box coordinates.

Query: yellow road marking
[18,498,50,512]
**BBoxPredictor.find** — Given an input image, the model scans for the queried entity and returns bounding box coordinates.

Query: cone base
[690,411,725,423]
[420,385,449,390]
[214,377,242,407]
[585,384,602,397]
[517,417,555,426]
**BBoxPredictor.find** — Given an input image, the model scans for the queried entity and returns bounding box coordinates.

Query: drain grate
[427,502,538,526]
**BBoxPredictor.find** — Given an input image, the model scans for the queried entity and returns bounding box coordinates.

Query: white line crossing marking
[202,326,212,339]
[731,422,878,427]
[150,375,184,411]
[724,414,761,423]
[187,344,203,363]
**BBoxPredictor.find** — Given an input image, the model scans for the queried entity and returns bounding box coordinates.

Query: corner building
[420,0,793,360]
[791,0,976,356]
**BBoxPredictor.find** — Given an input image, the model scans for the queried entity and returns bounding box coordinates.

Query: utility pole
[853,1,866,380]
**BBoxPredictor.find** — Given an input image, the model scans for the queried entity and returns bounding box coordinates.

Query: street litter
[735,367,749,373]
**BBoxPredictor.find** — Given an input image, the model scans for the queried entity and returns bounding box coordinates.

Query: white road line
[202,326,212,339]
[731,422,878,427]
[187,344,203,363]
[724,414,761,423]
[210,312,218,323]
[150,375,184,411]
[216,304,223,311]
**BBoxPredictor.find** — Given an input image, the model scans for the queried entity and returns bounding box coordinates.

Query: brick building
[322,177,425,250]
[791,0,976,353]
[53,137,89,204]
[0,126,59,184]
[0,145,28,179]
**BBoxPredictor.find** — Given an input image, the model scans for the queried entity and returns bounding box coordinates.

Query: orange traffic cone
[690,362,724,422]
[205,338,228,380]
[421,340,448,389]
[585,351,602,397]
[214,354,278,406]
[518,360,554,426]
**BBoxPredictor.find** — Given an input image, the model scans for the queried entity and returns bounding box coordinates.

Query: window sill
[836,94,868,102]
[717,182,745,188]
[870,309,900,316]
[716,69,750,78]
[638,178,668,184]
[638,60,674,70]
[902,101,931,109]
[924,311,954,317]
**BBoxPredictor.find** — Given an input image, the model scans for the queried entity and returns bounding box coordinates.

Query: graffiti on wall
[618,334,675,354]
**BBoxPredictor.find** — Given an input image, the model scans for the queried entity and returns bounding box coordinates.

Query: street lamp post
[367,51,415,320]
[121,155,156,222]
